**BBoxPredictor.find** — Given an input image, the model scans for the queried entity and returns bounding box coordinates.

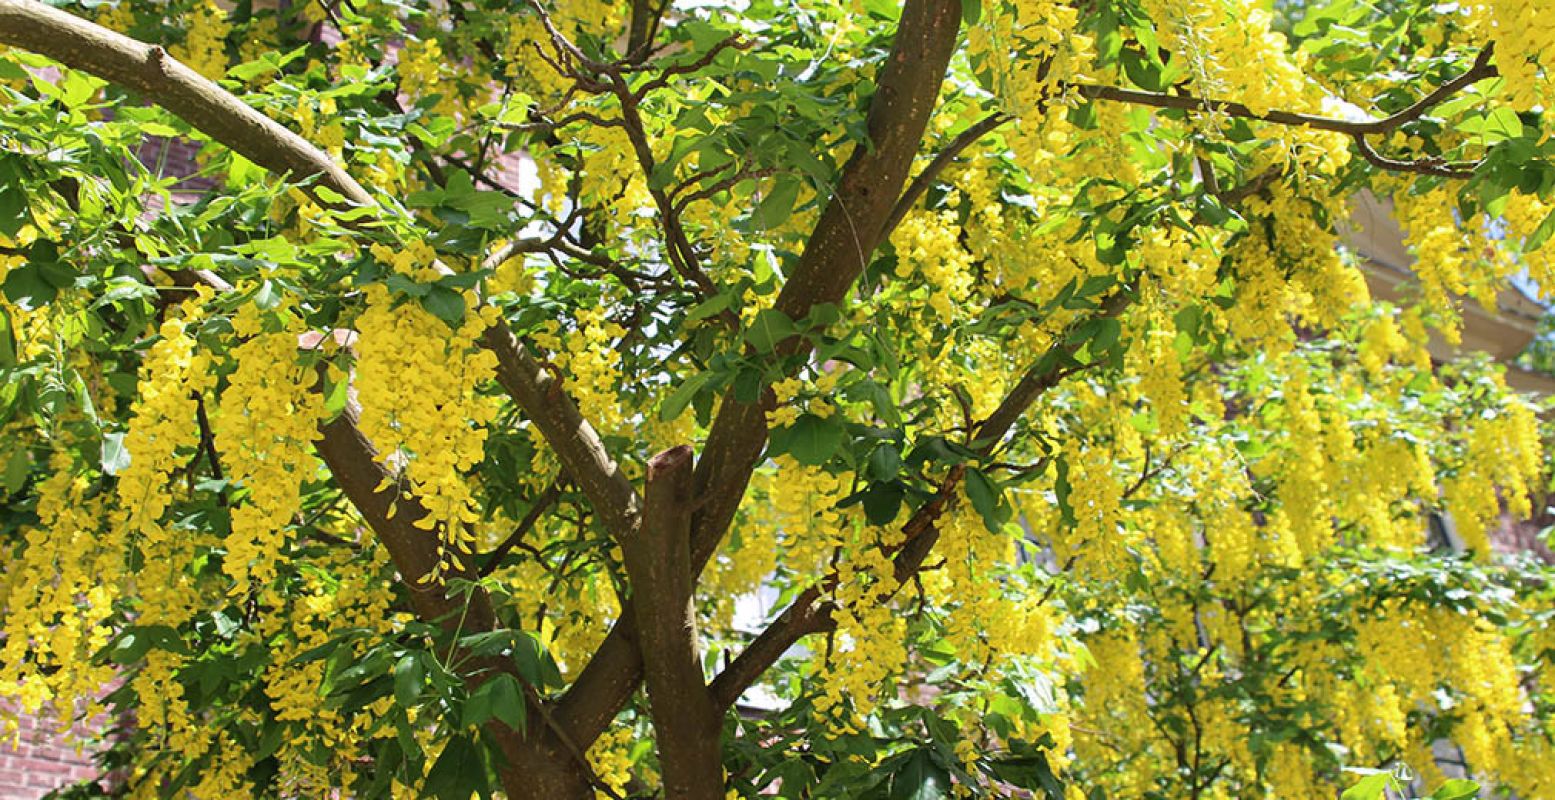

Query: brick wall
[0,713,103,800]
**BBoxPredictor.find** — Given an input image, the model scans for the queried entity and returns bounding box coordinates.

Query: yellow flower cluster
[588,724,644,798]
[1126,307,1189,437]
[892,210,974,322]
[1504,191,1555,293]
[116,305,218,626]
[1142,0,1318,117]
[504,15,571,98]
[353,283,500,574]
[215,309,323,596]
[173,0,231,81]
[294,96,346,164]
[967,0,1085,123]
[536,305,628,435]
[1441,379,1542,553]
[1351,604,1530,786]
[1224,188,1368,346]
[257,544,400,791]
[0,450,118,737]
[1473,0,1555,111]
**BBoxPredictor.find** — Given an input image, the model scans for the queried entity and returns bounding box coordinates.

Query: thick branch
[315,399,593,799]
[708,292,1134,707]
[557,0,967,747]
[692,0,963,580]
[481,324,643,543]
[0,0,372,207]
[619,446,723,800]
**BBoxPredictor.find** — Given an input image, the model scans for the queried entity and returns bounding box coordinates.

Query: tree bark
[620,446,724,800]
[557,0,967,746]
[314,398,595,799]
[481,324,642,542]
[0,0,371,207]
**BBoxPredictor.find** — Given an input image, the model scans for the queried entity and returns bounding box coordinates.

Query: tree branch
[707,291,1134,707]
[556,0,968,748]
[0,0,372,207]
[882,112,1010,238]
[691,0,964,579]
[1069,44,1496,138]
[619,446,723,800]
[1350,133,1477,179]
[1069,45,1499,180]
[479,480,563,578]
[480,325,643,544]
[313,395,593,798]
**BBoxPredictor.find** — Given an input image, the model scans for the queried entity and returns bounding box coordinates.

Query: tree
[0,0,1554,796]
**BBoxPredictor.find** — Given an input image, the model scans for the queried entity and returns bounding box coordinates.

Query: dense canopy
[2,0,1555,797]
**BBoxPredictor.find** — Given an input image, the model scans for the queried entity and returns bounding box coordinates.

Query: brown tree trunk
[622,446,724,800]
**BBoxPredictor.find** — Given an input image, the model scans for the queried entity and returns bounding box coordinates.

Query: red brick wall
[0,713,102,800]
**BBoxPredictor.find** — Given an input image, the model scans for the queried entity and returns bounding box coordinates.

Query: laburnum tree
[5,0,1555,797]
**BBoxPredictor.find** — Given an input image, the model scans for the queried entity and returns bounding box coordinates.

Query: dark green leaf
[421,286,467,325]
[784,413,846,466]
[960,0,981,25]
[744,308,797,354]
[965,467,1003,531]
[661,371,717,422]
[465,674,527,733]
[753,176,801,230]
[0,186,25,238]
[393,654,423,707]
[892,750,950,800]
[423,733,490,800]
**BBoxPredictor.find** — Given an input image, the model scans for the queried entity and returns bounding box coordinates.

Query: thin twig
[882,112,1010,238]
[479,481,564,577]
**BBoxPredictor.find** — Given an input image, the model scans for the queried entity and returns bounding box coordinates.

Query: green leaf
[0,186,26,238]
[393,654,423,707]
[860,481,906,525]
[867,444,902,481]
[511,632,563,689]
[421,286,467,325]
[660,371,717,422]
[965,467,1003,531]
[892,750,950,800]
[985,754,1064,799]
[465,674,527,733]
[253,279,281,310]
[686,292,733,322]
[784,413,846,467]
[1090,317,1122,355]
[3,264,58,310]
[753,176,801,230]
[3,448,29,494]
[423,733,490,800]
[1340,772,1391,800]
[1428,779,1481,800]
[324,371,351,420]
[100,432,130,476]
[744,308,797,354]
[960,0,982,26]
